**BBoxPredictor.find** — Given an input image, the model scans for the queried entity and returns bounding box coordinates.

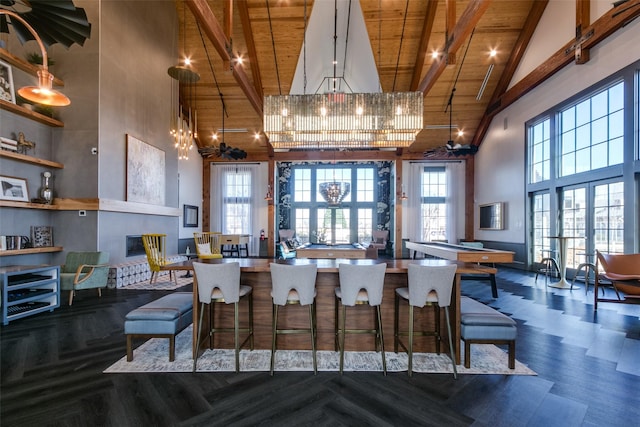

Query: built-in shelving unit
[1,264,60,324]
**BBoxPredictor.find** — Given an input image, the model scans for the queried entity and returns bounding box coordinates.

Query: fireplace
[126,235,145,257]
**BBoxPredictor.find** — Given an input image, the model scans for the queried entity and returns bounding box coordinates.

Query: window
[421,167,447,241]
[221,168,252,234]
[559,81,624,176]
[531,192,551,263]
[593,181,624,254]
[529,118,551,183]
[525,65,636,267]
[287,164,378,244]
[560,187,586,268]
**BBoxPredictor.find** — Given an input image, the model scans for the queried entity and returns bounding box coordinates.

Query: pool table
[295,243,373,259]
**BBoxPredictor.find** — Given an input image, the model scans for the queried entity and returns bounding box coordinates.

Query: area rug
[120,275,192,291]
[105,326,536,375]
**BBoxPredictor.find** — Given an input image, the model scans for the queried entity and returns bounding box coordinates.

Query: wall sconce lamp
[264,184,273,201]
[399,184,408,201]
[1,10,71,106]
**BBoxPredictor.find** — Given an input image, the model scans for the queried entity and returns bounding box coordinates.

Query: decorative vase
[40,171,53,204]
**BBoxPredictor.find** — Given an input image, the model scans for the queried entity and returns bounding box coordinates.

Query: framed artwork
[0,60,15,104]
[0,175,28,202]
[183,204,198,227]
[126,134,165,205]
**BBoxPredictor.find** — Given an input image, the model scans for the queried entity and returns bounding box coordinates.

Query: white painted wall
[178,153,204,239]
[475,5,640,244]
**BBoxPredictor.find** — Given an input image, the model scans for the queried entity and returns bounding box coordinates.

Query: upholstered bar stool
[394,263,458,378]
[335,262,387,375]
[269,263,318,375]
[192,262,254,373]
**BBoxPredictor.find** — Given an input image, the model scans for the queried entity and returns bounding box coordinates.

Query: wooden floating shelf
[0,200,58,210]
[0,48,64,86]
[0,150,64,169]
[0,198,180,216]
[0,246,63,257]
[0,100,64,127]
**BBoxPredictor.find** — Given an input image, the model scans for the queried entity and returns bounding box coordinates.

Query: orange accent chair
[594,250,640,310]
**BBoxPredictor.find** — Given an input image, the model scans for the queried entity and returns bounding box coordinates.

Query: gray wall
[1,0,180,266]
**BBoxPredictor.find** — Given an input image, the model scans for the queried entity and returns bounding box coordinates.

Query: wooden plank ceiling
[174,0,638,161]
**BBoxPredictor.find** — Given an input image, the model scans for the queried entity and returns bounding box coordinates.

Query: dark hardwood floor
[2,268,639,426]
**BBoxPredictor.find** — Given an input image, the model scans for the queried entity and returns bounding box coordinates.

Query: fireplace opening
[126,235,146,257]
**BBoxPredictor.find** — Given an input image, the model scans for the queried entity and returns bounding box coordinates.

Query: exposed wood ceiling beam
[410,1,438,91]
[417,0,492,95]
[575,0,591,64]
[186,0,263,116]
[223,0,233,70]
[486,0,640,119]
[237,0,263,100]
[471,0,548,147]
[445,0,457,65]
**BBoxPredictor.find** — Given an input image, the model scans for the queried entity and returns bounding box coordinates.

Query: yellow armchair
[193,232,223,259]
[142,234,179,286]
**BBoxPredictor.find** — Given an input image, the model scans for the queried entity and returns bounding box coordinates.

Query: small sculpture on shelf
[17,132,36,155]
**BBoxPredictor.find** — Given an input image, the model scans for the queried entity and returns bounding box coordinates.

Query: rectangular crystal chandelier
[264,92,423,150]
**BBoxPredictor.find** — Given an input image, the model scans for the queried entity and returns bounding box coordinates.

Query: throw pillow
[375,237,384,244]
[197,243,212,255]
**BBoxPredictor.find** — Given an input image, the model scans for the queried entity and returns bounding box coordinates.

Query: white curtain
[211,164,260,256]
[407,162,423,243]
[445,162,464,244]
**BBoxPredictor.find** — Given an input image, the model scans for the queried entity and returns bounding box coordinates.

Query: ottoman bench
[460,296,517,369]
[125,292,193,362]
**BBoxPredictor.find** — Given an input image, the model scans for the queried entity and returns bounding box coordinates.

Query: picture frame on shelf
[183,204,198,227]
[31,225,53,247]
[0,59,15,104]
[0,175,29,202]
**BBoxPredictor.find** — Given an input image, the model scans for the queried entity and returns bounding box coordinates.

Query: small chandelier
[264,92,423,150]
[171,108,197,160]
[319,182,350,207]
[168,1,199,160]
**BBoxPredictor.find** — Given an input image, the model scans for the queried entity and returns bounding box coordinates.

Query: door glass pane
[561,188,586,268]
[532,193,551,263]
[593,181,624,254]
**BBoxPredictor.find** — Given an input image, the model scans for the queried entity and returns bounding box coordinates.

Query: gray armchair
[60,251,110,306]
[369,230,389,253]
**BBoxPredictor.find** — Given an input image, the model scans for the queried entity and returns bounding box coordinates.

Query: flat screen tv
[479,202,504,230]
